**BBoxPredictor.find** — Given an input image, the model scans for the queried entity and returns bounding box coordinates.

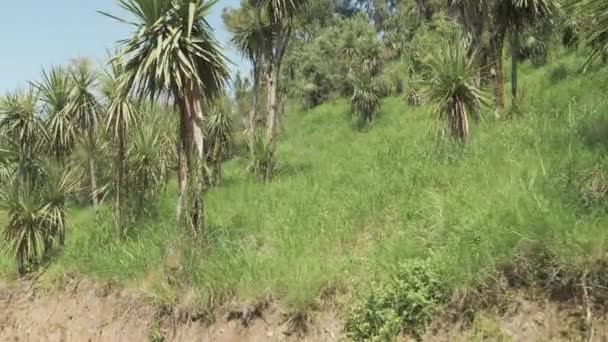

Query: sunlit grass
[4,51,608,313]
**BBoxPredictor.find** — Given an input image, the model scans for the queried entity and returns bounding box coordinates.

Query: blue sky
[0,0,246,93]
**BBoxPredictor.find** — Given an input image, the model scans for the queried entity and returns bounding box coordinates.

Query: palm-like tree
[65,58,102,214]
[0,182,46,275]
[126,115,169,222]
[102,0,229,233]
[252,0,310,179]
[101,53,138,225]
[205,99,233,185]
[452,0,557,110]
[223,1,267,141]
[572,0,608,66]
[0,88,47,183]
[33,67,75,162]
[350,72,381,126]
[500,0,557,100]
[39,161,80,247]
[423,38,486,143]
[0,160,78,274]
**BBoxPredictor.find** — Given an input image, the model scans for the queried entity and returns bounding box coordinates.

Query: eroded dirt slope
[1,279,607,341]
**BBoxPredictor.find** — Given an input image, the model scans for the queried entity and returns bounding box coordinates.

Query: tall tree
[102,0,229,234]
[101,53,138,226]
[252,0,310,179]
[65,58,102,214]
[500,0,556,100]
[223,2,266,142]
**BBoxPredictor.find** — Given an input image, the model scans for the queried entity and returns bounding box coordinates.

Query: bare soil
[0,279,341,342]
[1,279,606,341]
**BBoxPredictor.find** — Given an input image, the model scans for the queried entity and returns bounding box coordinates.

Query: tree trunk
[511,30,520,100]
[176,104,189,223]
[265,64,279,149]
[249,61,260,141]
[115,123,125,227]
[490,27,506,113]
[183,82,206,235]
[88,129,98,216]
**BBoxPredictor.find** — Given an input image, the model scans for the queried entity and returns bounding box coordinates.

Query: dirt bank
[0,279,341,342]
[1,279,606,341]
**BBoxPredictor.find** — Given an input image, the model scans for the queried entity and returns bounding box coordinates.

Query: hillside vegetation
[3,51,607,320]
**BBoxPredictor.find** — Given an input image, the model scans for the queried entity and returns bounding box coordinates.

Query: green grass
[5,51,608,313]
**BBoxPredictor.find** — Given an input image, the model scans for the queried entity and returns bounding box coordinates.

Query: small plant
[548,63,569,83]
[247,133,275,182]
[350,72,381,127]
[205,100,233,187]
[405,86,422,107]
[345,260,446,341]
[577,166,608,209]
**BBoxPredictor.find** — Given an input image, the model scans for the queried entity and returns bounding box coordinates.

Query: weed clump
[345,260,447,341]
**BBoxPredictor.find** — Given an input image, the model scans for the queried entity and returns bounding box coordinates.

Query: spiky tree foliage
[0,135,16,183]
[223,1,268,141]
[0,161,78,274]
[246,132,275,181]
[65,58,102,213]
[205,99,233,186]
[103,0,229,234]
[39,161,80,247]
[125,115,169,222]
[0,182,46,274]
[350,72,381,126]
[422,38,486,143]
[33,67,75,162]
[101,53,138,226]
[572,0,608,67]
[0,88,47,183]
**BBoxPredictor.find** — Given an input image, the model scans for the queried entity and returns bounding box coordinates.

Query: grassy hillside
[2,52,608,315]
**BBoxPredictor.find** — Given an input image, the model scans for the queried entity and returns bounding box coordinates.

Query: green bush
[345,260,446,341]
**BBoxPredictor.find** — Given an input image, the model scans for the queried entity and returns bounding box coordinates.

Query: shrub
[548,63,570,83]
[345,260,447,341]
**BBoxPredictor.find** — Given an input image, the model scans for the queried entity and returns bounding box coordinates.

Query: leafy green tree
[102,0,229,234]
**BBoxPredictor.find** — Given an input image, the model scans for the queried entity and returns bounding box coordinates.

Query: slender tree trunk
[490,27,506,113]
[115,124,125,228]
[249,62,260,141]
[265,63,279,149]
[511,30,520,100]
[176,104,189,222]
[88,129,98,216]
